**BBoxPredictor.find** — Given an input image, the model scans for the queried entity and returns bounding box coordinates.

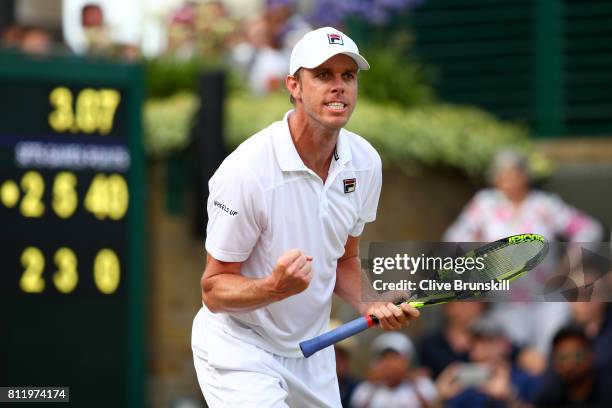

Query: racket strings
[403,239,548,302]
[419,241,546,299]
[478,241,546,281]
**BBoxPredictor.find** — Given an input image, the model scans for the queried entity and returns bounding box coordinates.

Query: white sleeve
[544,193,603,242]
[205,166,266,262]
[350,156,382,237]
[443,190,488,242]
[349,382,375,408]
[416,377,438,404]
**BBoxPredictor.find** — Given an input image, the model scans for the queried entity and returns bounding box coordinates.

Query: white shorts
[192,307,342,408]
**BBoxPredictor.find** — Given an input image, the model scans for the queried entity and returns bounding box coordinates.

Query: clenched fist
[265,249,313,300]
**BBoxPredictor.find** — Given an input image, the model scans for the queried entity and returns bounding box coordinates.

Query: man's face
[493,166,528,200]
[553,337,593,382]
[374,350,409,388]
[290,54,358,131]
[83,6,104,28]
[470,336,510,364]
[444,302,485,327]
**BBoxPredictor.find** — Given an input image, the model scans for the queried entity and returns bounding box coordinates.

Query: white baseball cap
[371,332,414,358]
[289,27,370,75]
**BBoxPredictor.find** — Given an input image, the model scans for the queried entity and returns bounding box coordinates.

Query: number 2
[20,171,45,217]
[20,247,45,293]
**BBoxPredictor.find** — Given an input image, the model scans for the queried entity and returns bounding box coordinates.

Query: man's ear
[286,75,301,102]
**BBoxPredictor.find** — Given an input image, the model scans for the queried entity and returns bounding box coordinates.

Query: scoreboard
[0,52,145,407]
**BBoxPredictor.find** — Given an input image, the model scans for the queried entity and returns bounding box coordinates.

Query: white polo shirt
[203,110,382,357]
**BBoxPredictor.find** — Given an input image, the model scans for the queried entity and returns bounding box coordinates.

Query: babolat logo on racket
[508,233,545,244]
[343,178,356,193]
[327,33,344,45]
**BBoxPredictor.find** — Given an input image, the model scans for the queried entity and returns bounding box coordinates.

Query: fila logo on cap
[327,33,343,45]
[343,178,356,194]
[289,27,370,75]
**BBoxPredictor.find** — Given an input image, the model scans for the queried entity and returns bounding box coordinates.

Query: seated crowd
[337,301,612,408]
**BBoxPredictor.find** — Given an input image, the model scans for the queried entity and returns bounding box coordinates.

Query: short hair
[289,68,301,105]
[82,3,102,15]
[552,325,592,349]
[81,3,103,24]
[488,148,531,183]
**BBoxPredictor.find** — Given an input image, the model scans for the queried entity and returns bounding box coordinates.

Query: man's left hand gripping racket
[300,234,549,358]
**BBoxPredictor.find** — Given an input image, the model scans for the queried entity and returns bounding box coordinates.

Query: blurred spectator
[229,16,267,78]
[570,302,612,372]
[1,24,25,49]
[420,302,487,379]
[445,148,603,245]
[79,2,139,61]
[166,1,237,63]
[81,3,112,56]
[1,24,54,55]
[246,40,286,94]
[435,318,540,408]
[265,0,311,50]
[228,0,311,95]
[194,1,236,59]
[533,326,612,407]
[330,319,361,407]
[20,27,53,54]
[444,149,603,360]
[230,14,286,95]
[167,3,196,59]
[350,332,437,408]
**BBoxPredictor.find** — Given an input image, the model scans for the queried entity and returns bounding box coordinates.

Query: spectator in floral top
[445,149,602,243]
[444,149,603,368]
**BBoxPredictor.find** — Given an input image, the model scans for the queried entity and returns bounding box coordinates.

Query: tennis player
[192,27,420,407]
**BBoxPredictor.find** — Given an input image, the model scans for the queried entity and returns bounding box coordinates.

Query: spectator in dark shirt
[570,302,612,372]
[420,302,487,379]
[534,325,612,407]
[351,332,437,408]
[435,317,540,408]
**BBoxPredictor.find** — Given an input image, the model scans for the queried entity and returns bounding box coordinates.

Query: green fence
[405,0,612,137]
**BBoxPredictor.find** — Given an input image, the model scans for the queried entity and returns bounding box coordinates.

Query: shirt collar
[273,110,352,172]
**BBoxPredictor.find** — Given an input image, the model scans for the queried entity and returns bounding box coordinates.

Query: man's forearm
[334,256,378,315]
[203,249,312,313]
[335,253,421,331]
[202,273,283,313]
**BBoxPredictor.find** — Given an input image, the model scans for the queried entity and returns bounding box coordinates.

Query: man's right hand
[265,249,313,300]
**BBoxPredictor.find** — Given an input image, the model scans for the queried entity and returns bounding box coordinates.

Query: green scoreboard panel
[0,52,145,407]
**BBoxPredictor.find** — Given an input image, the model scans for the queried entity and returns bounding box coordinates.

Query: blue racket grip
[300,315,375,358]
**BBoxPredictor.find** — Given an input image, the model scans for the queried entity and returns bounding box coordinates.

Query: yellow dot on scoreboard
[1,180,20,208]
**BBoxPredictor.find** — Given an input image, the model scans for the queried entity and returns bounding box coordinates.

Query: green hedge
[143,92,200,157]
[226,91,550,178]
[357,48,435,107]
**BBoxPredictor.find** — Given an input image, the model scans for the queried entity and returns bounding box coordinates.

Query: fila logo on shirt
[343,178,356,194]
[327,33,343,45]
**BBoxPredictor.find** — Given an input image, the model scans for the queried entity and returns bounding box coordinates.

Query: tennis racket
[300,233,549,358]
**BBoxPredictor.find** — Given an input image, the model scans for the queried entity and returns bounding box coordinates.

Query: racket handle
[300,302,424,358]
[300,315,376,358]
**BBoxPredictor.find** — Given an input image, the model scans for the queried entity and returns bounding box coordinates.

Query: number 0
[94,249,121,294]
